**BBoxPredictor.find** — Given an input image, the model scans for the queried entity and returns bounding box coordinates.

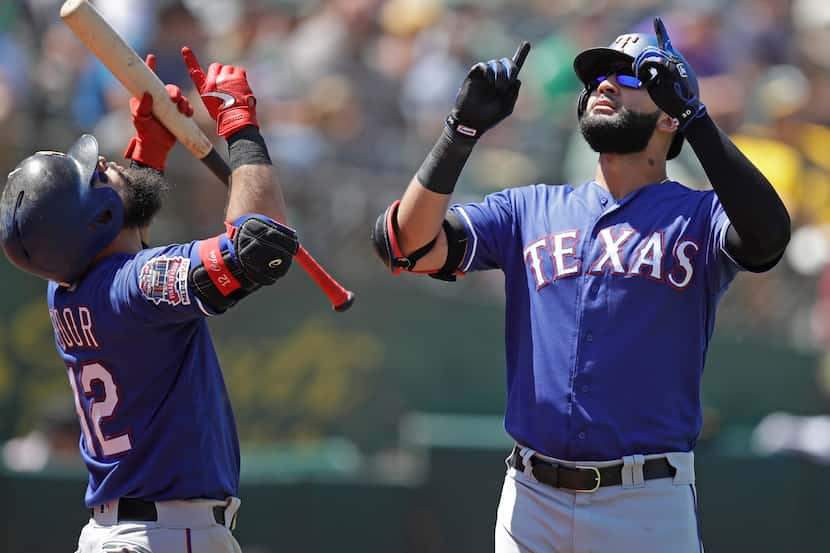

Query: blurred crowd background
[3,0,830,551]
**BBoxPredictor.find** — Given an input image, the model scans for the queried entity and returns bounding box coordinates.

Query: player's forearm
[684,113,791,269]
[225,126,288,223]
[396,126,475,255]
[226,164,287,222]
[415,126,477,195]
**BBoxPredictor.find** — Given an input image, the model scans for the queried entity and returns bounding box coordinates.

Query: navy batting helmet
[0,134,125,283]
[573,32,699,160]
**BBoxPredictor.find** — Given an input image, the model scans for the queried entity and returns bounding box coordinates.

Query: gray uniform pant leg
[495,451,703,553]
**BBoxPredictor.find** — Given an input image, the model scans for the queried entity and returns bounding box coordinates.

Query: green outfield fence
[2,437,830,552]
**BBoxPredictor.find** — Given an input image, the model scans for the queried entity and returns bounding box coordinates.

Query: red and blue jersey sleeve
[110,242,217,324]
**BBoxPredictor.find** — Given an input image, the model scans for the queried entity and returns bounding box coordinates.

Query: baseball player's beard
[579,107,661,155]
[118,165,169,229]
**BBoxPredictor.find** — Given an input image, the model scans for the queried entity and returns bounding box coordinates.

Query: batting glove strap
[216,95,259,139]
[445,114,482,140]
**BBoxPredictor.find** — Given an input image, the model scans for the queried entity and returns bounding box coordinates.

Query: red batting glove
[124,54,194,171]
[181,46,258,139]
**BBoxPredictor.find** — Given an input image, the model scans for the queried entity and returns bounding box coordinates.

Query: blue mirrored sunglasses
[593,73,643,89]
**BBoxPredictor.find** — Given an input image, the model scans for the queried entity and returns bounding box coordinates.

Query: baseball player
[0,48,297,553]
[372,18,790,552]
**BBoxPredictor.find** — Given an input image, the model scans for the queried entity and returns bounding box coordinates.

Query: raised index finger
[181,46,206,90]
[653,17,672,51]
[512,41,531,73]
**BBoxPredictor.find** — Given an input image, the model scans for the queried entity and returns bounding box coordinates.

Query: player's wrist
[676,102,707,132]
[445,114,484,141]
[676,108,713,145]
[227,125,271,171]
[416,124,477,195]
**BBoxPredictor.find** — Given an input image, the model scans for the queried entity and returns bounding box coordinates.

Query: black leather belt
[89,497,225,525]
[508,447,676,492]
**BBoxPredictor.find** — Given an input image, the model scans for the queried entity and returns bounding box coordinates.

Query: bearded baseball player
[0,48,298,553]
[372,17,790,552]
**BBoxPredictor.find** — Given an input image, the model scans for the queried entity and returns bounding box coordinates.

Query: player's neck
[594,151,668,201]
[94,227,143,262]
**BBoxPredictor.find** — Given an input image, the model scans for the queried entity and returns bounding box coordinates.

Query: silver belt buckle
[574,465,601,493]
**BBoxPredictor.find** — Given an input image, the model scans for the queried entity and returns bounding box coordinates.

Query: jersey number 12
[66,361,133,458]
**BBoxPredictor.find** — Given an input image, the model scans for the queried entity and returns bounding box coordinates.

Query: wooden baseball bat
[60,0,355,312]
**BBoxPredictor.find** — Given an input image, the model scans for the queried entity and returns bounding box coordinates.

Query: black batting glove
[447,41,531,140]
[633,17,706,131]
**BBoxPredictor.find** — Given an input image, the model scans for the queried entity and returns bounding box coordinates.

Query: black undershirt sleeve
[682,114,791,272]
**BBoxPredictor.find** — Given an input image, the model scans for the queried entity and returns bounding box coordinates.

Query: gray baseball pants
[75,497,242,553]
[495,447,703,553]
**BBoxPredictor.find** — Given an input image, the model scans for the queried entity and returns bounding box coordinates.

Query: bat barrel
[60,0,214,159]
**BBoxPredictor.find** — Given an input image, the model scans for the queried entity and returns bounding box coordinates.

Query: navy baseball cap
[573,33,658,86]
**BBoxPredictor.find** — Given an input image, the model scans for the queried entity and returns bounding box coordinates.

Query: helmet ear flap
[85,185,124,245]
[576,88,589,119]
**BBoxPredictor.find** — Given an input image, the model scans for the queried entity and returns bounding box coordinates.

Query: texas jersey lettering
[452,180,739,461]
[523,225,700,289]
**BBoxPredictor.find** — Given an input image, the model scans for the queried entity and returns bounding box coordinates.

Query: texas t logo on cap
[614,35,641,49]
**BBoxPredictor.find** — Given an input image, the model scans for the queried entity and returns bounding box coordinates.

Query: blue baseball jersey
[451,180,741,461]
[47,242,239,507]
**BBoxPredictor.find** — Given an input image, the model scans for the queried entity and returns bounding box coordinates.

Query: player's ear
[655,113,679,134]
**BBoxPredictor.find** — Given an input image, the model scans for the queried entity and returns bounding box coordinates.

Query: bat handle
[201,148,231,185]
[295,246,356,312]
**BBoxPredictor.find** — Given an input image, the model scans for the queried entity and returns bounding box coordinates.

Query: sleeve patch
[139,256,191,306]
